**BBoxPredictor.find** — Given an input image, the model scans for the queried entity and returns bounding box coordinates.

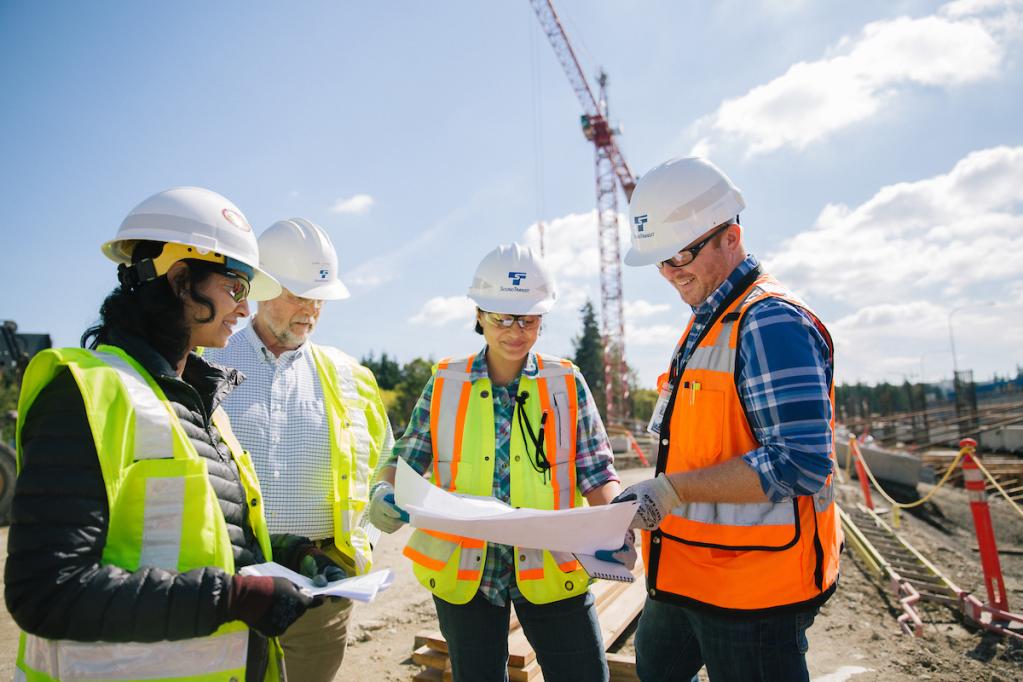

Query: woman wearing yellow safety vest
[368,243,630,682]
[5,187,346,682]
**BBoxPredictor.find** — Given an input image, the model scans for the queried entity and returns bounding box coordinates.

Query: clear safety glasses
[480,311,542,330]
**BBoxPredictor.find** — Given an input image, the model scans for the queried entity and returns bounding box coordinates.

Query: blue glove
[369,481,409,533]
[595,530,637,570]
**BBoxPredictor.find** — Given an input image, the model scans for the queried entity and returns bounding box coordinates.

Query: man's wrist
[663,473,685,504]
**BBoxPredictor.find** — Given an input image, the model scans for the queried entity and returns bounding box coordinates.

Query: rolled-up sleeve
[737,298,834,502]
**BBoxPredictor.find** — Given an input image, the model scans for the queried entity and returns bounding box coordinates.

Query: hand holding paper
[240,562,394,602]
[394,458,637,555]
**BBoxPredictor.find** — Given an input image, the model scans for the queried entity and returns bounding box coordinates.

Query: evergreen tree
[572,300,606,419]
[361,351,402,390]
[391,357,434,432]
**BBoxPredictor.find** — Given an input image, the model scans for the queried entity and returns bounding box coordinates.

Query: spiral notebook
[573,553,635,582]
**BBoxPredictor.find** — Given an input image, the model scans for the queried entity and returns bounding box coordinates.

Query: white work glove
[368,481,409,534]
[614,474,682,531]
[595,529,637,570]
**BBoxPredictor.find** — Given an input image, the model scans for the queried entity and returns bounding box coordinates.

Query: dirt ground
[1,464,1022,681]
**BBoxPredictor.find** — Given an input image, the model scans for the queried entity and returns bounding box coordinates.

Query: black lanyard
[515,391,551,483]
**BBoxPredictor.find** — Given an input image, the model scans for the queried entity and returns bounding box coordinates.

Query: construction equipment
[530,0,636,426]
[0,319,52,524]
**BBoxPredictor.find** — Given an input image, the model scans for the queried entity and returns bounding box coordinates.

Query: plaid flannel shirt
[674,254,834,502]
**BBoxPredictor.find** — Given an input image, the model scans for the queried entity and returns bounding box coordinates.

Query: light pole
[947,306,967,376]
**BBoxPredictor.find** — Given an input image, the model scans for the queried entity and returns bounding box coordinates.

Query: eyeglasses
[656,222,731,269]
[480,311,542,330]
[222,272,251,303]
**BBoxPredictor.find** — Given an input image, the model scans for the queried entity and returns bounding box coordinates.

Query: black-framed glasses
[480,311,542,330]
[656,222,731,269]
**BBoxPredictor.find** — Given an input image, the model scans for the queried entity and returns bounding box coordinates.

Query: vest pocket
[668,386,724,471]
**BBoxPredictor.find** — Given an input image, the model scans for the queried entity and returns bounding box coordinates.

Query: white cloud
[625,299,671,319]
[409,295,476,327]
[764,145,1023,383]
[523,211,601,280]
[330,193,375,214]
[691,1,1018,156]
[625,321,684,348]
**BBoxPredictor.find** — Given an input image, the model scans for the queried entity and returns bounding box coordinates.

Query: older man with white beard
[206,217,392,682]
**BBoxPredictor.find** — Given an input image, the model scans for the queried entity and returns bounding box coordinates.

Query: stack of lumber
[411,558,645,681]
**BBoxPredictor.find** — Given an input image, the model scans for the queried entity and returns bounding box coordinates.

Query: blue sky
[2,0,1021,389]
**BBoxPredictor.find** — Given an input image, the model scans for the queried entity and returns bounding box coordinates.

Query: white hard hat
[103,186,282,301]
[468,243,556,315]
[625,157,745,267]
[257,218,350,300]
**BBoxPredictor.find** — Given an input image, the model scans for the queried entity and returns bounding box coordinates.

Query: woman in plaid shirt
[369,244,626,682]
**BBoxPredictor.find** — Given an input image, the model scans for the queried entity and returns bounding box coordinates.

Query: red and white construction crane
[529,0,637,425]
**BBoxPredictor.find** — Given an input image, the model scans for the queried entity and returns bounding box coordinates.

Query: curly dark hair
[81,241,221,366]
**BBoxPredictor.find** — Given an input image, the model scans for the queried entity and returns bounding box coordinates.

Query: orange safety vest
[643,270,842,613]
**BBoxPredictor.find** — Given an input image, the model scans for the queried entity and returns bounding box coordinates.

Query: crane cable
[528,10,546,257]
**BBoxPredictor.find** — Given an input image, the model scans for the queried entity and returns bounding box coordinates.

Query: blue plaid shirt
[384,349,619,606]
[675,254,834,502]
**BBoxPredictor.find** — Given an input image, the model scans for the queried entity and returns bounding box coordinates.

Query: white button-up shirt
[206,324,334,538]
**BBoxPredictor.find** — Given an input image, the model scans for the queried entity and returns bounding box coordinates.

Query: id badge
[647,382,673,436]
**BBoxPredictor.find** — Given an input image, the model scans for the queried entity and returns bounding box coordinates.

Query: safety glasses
[222,272,251,303]
[656,222,731,269]
[480,311,542,330]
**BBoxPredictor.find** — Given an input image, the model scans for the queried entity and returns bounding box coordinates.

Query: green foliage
[0,376,19,445]
[629,388,658,424]
[389,357,434,434]
[572,300,606,419]
[361,351,402,390]
[835,380,942,421]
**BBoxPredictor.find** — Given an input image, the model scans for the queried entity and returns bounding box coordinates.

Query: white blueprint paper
[394,458,637,554]
[239,562,394,602]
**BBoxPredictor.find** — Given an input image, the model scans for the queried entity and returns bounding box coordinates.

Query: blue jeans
[433,591,609,682]
[635,597,817,682]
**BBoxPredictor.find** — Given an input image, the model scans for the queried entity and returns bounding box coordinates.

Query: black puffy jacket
[4,331,269,678]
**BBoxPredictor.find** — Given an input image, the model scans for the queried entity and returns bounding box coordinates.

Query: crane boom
[530,0,635,424]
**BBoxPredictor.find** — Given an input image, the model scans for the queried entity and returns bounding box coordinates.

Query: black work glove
[227,575,323,637]
[298,547,348,587]
[270,533,347,586]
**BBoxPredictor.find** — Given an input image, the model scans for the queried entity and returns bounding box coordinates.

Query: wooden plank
[412,668,444,682]
[606,652,639,682]
[415,630,448,654]
[598,578,647,648]
[412,644,448,671]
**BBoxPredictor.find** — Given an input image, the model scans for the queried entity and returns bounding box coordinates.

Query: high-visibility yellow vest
[403,353,590,605]
[14,345,283,682]
[644,274,842,613]
[309,344,391,575]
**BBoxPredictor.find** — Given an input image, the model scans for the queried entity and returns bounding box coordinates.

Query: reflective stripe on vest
[19,628,249,682]
[14,346,280,682]
[646,276,842,611]
[405,353,589,605]
[310,344,389,575]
